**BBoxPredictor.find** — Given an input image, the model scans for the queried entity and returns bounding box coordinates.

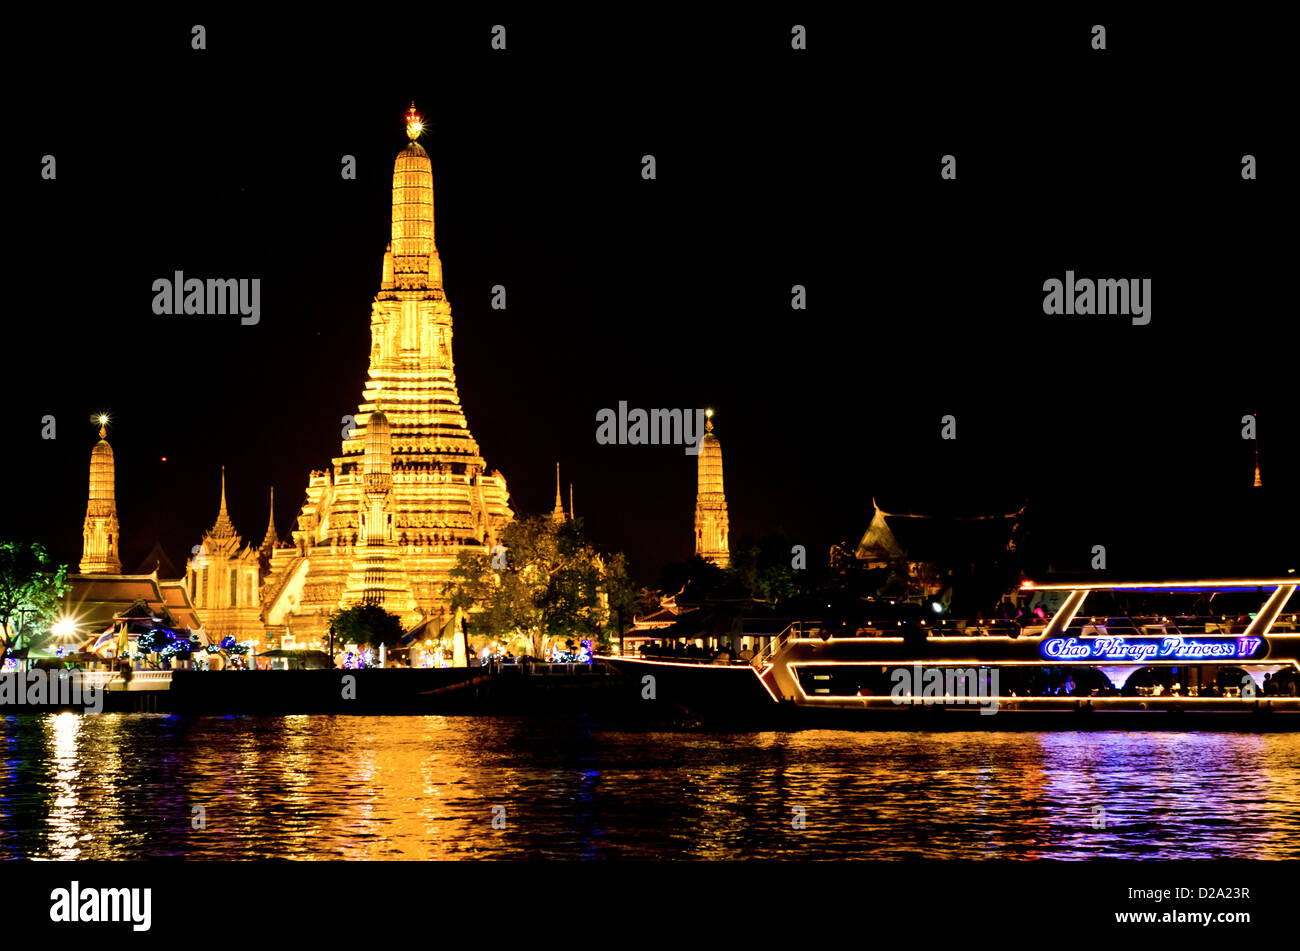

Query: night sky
[6,13,1296,588]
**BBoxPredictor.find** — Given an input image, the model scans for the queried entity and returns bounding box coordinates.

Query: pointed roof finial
[405,102,424,140]
[261,486,279,554]
[94,412,110,440]
[208,465,237,538]
[552,462,566,524]
[569,483,575,521]
[705,407,714,434]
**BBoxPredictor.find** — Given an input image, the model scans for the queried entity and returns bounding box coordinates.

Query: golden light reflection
[8,718,1300,860]
[267,716,518,859]
[44,712,84,858]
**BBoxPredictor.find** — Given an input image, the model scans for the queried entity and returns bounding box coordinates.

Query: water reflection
[45,713,82,858]
[2,716,1298,859]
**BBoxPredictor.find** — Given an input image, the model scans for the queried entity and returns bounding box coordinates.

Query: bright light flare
[405,104,424,139]
[51,615,79,640]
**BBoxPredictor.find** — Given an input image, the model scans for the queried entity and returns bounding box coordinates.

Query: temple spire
[266,109,514,643]
[569,483,575,521]
[1253,411,1262,487]
[552,462,566,524]
[209,465,237,539]
[260,487,279,557]
[79,415,122,574]
[390,103,437,288]
[694,409,730,567]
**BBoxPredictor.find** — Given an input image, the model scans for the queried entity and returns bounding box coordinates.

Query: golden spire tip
[405,103,424,140]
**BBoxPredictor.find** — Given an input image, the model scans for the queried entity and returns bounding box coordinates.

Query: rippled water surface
[4,714,1299,859]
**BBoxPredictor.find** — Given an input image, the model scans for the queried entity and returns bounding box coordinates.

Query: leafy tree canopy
[330,603,407,651]
[0,541,70,656]
[660,535,804,609]
[444,515,633,657]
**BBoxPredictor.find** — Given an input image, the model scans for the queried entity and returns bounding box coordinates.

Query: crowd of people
[474,637,597,671]
[638,640,758,664]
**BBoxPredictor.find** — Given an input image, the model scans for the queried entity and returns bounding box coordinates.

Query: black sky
[5,12,1296,587]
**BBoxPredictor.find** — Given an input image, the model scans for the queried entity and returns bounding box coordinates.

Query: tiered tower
[262,106,513,641]
[80,418,122,574]
[339,411,419,616]
[694,410,730,567]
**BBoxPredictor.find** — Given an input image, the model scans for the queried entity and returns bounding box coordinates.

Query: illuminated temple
[79,421,122,574]
[694,411,730,567]
[261,106,513,645]
[185,468,269,646]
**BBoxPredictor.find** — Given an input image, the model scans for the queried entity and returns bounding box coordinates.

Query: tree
[661,556,729,600]
[0,541,70,661]
[136,627,193,670]
[725,535,803,608]
[330,604,406,655]
[444,515,629,658]
[598,551,638,648]
[634,587,663,616]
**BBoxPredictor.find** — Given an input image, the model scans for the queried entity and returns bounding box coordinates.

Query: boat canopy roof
[1022,578,1297,593]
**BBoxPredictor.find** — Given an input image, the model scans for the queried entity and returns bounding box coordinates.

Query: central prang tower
[694,410,730,567]
[261,106,513,642]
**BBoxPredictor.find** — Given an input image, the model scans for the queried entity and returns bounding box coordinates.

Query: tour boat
[603,579,1300,730]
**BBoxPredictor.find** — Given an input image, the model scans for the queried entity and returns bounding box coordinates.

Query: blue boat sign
[1039,635,1267,663]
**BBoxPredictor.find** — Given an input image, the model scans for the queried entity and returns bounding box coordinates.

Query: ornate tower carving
[340,412,418,614]
[80,419,122,574]
[694,411,730,567]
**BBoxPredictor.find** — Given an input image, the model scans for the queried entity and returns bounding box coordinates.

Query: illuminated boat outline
[603,578,1300,721]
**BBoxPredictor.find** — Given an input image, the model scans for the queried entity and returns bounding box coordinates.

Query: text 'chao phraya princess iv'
[258,106,513,644]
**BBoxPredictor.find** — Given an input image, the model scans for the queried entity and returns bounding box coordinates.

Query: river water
[4,714,1298,860]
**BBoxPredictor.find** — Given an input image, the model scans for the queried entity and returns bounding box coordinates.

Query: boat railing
[753,621,801,667]
[813,613,1292,638]
[77,669,175,689]
[1063,615,1268,636]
